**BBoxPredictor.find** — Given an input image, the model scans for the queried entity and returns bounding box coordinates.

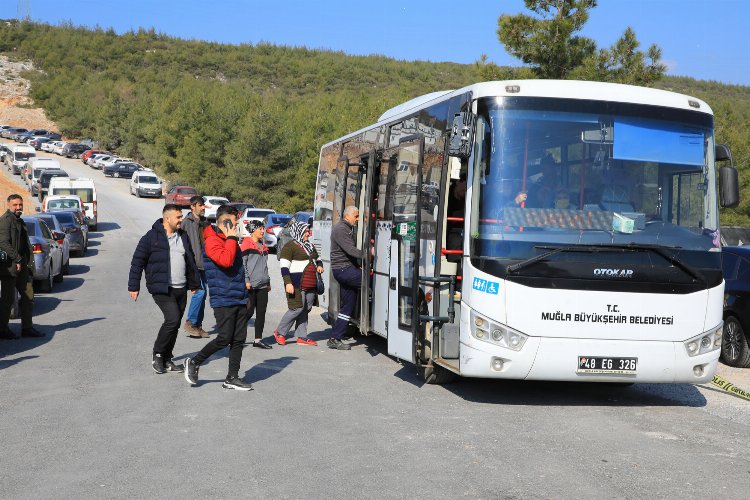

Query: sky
[1,0,748,86]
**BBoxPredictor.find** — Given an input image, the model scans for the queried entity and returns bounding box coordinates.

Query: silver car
[21,216,64,293]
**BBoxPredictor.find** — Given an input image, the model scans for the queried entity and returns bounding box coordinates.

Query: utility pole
[17,0,31,20]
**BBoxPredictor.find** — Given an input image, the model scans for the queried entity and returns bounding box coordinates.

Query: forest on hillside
[1,20,749,224]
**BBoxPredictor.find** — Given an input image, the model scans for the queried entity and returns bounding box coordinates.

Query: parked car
[721,246,750,367]
[262,213,292,251]
[203,196,230,221]
[165,185,198,207]
[47,177,98,230]
[81,149,109,164]
[51,141,68,155]
[62,143,91,158]
[43,194,84,213]
[41,140,61,153]
[28,136,53,150]
[34,213,71,275]
[21,216,64,292]
[103,162,143,178]
[26,158,61,192]
[46,210,88,257]
[16,129,51,142]
[5,143,36,175]
[275,211,313,259]
[226,202,255,215]
[1,127,27,138]
[238,208,276,238]
[0,144,9,162]
[90,154,117,169]
[36,170,70,202]
[130,171,162,198]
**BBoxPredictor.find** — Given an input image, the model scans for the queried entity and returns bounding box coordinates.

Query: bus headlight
[683,323,723,357]
[470,311,528,351]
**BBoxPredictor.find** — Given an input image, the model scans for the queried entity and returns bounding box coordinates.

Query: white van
[6,144,36,175]
[26,157,61,192]
[48,177,98,229]
[129,171,163,198]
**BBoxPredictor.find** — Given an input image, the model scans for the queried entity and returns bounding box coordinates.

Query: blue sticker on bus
[473,278,499,294]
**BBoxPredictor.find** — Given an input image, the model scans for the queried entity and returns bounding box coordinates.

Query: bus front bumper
[458,336,719,384]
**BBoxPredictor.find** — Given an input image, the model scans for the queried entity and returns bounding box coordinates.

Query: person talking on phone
[184,205,254,391]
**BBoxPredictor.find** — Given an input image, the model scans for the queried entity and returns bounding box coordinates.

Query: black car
[103,162,143,178]
[62,143,91,158]
[721,246,750,367]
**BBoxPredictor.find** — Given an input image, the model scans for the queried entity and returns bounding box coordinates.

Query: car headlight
[683,323,723,357]
[470,311,528,351]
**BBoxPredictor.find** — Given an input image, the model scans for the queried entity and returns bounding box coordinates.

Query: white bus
[311,80,740,384]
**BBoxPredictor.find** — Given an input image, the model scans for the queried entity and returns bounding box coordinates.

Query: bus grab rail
[418,276,456,324]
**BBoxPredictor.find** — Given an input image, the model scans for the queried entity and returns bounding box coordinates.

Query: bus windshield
[470,97,719,270]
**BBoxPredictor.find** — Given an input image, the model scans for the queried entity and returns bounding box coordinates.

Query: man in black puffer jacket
[128,204,199,374]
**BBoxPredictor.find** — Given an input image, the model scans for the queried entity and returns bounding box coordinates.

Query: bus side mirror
[448,112,476,160]
[716,144,740,209]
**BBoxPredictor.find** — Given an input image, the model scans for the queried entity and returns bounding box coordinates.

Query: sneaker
[252,340,273,349]
[296,337,317,346]
[184,357,199,385]
[152,353,167,374]
[222,376,253,391]
[197,325,210,338]
[165,359,184,372]
[327,338,351,350]
[273,330,286,345]
[21,327,44,338]
[184,321,202,338]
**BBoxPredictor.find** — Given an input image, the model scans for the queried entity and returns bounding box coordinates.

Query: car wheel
[53,261,63,283]
[721,316,750,368]
[113,172,120,178]
[63,257,70,275]
[136,189,141,198]
[38,266,53,293]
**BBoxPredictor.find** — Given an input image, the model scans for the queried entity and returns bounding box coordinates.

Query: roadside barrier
[711,374,750,402]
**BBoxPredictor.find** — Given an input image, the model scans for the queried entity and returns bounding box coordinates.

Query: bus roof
[324,80,713,149]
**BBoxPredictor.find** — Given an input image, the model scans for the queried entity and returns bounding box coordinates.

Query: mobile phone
[223,219,233,231]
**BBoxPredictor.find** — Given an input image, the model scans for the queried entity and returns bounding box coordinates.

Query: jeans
[331,266,361,340]
[193,305,247,379]
[152,287,187,359]
[185,270,207,326]
[247,287,268,341]
[0,268,34,331]
[276,291,315,339]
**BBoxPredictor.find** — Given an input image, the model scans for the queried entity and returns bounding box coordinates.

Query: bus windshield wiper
[506,245,593,274]
[595,243,705,283]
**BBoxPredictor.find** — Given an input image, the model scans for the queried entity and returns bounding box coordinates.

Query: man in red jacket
[184,205,253,391]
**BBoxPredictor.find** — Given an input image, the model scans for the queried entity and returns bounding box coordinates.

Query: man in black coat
[0,194,42,339]
[128,204,199,374]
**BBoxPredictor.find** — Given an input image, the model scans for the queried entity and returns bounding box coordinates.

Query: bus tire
[417,361,457,385]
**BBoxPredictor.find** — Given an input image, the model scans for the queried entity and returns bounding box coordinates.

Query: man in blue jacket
[128,204,199,374]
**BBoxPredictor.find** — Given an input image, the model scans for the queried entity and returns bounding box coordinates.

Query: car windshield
[246,210,273,218]
[178,188,197,194]
[47,199,81,210]
[48,212,75,224]
[271,215,292,225]
[139,176,159,184]
[37,216,56,229]
[24,221,37,234]
[469,96,720,279]
[15,152,34,161]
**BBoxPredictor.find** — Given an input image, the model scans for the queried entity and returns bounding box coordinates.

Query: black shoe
[252,340,273,349]
[165,359,184,372]
[184,357,199,385]
[222,376,253,391]
[21,327,44,338]
[327,338,351,350]
[0,327,18,340]
[152,353,167,374]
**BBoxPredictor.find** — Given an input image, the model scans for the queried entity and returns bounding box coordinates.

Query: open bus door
[387,137,424,362]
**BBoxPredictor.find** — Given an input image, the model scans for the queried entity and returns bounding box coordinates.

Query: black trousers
[0,268,34,331]
[247,287,268,341]
[193,304,248,378]
[152,287,187,359]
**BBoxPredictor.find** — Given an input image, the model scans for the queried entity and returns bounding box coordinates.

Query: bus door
[359,151,378,335]
[387,137,424,362]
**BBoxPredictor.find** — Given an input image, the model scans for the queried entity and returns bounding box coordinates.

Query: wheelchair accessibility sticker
[472,278,499,295]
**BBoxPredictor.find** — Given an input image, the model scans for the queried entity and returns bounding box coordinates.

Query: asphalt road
[1,143,749,499]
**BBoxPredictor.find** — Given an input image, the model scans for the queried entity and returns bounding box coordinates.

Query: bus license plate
[577,356,637,374]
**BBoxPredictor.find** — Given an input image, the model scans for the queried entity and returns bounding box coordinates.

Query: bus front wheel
[416,323,457,385]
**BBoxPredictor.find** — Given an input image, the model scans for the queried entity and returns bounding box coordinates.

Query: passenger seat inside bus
[599,185,634,213]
